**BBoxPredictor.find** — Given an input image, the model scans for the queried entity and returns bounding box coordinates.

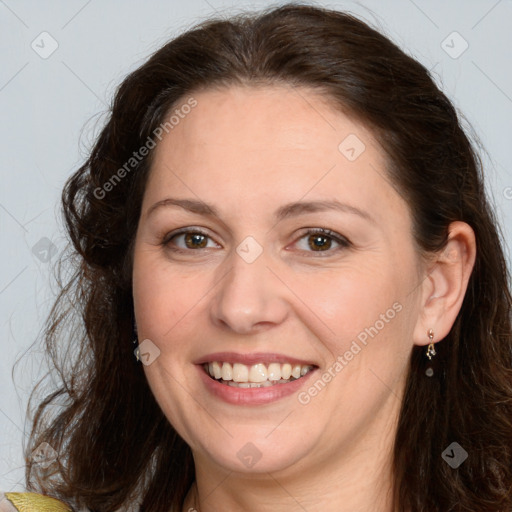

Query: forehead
[158,84,375,161]
[144,85,408,227]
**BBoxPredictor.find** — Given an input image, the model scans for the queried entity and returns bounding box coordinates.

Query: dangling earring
[425,329,436,377]
[133,320,140,362]
[426,329,436,360]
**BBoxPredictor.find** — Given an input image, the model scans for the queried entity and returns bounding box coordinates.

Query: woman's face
[132,85,426,475]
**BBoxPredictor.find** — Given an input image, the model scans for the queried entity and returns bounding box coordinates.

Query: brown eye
[164,229,219,251]
[294,228,350,254]
[184,232,208,249]
[308,233,332,251]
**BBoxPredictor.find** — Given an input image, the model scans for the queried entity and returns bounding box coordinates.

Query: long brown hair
[26,3,512,511]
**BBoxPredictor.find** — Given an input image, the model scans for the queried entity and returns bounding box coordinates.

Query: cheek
[133,249,182,339]
[290,256,417,378]
[295,262,401,334]
[132,247,218,356]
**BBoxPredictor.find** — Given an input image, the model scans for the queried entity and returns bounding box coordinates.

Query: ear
[413,221,476,346]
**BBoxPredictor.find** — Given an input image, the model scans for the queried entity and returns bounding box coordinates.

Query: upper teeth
[204,361,314,383]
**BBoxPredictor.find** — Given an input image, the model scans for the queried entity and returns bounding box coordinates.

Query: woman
[16,3,512,511]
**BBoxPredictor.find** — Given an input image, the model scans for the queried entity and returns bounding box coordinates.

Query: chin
[191,426,316,475]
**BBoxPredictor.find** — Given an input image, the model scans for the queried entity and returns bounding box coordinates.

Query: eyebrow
[146,197,375,224]
[275,199,374,224]
[147,198,217,218]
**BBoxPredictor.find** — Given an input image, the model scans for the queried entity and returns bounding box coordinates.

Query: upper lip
[194,352,318,366]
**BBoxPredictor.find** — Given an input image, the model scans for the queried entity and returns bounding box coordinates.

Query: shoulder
[0,492,73,512]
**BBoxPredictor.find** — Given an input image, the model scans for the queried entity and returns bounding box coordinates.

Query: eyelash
[161,227,351,256]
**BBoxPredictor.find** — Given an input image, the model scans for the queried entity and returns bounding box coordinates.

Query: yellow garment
[3,492,71,512]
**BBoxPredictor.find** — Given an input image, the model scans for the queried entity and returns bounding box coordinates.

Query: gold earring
[133,336,140,362]
[426,329,436,360]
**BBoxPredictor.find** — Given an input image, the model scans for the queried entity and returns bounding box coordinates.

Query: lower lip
[197,365,317,405]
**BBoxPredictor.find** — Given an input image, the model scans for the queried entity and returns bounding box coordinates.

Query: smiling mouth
[203,361,316,388]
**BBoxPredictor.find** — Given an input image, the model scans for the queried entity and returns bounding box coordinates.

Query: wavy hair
[26,3,512,511]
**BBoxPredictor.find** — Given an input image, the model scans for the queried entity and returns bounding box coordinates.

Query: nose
[209,247,289,334]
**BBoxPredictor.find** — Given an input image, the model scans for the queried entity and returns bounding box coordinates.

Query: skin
[132,85,476,512]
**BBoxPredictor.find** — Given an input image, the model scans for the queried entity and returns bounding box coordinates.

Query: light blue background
[1,0,511,491]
